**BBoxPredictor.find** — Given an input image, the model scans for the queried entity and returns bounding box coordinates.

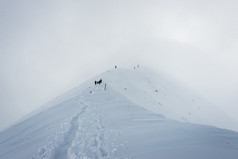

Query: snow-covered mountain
[0,68,238,159]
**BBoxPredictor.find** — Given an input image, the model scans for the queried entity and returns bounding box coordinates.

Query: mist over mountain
[1,0,238,132]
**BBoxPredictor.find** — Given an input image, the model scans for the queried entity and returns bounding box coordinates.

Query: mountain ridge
[1,67,238,159]
[9,67,238,132]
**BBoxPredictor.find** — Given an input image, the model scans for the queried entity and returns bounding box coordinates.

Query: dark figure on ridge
[95,79,102,85]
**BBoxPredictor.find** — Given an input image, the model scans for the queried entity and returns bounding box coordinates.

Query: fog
[1,0,238,131]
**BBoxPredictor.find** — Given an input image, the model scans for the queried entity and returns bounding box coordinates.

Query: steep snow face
[1,84,238,159]
[95,68,238,131]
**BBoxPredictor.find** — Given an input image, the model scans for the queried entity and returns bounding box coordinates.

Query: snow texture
[0,68,238,159]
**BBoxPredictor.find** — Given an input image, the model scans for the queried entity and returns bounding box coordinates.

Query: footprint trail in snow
[53,104,87,159]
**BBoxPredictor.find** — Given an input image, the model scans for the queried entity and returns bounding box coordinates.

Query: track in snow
[52,92,110,159]
[67,98,109,159]
[64,87,132,159]
[53,103,87,159]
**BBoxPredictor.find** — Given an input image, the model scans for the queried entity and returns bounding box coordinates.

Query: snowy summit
[0,67,238,159]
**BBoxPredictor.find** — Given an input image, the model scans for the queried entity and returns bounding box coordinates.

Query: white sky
[1,0,238,131]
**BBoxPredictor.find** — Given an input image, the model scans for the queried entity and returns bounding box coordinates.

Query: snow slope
[0,68,238,159]
[96,68,238,131]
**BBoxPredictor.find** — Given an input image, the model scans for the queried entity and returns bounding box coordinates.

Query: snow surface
[0,68,238,159]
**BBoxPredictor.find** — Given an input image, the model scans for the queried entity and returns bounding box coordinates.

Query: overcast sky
[1,0,238,131]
